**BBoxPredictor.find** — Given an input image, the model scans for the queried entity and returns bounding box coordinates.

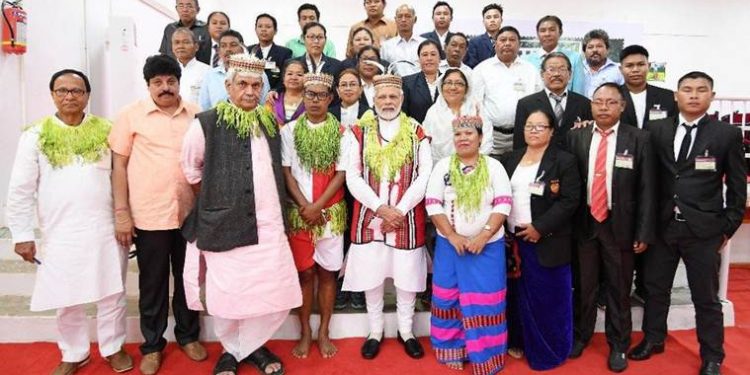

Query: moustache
[158,91,174,97]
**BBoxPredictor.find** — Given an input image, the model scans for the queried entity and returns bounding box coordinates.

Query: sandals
[243,346,284,375]
[213,353,238,375]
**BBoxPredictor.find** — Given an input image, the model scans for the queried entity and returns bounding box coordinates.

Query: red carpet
[3,267,750,374]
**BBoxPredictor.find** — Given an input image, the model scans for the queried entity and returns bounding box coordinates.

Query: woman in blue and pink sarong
[426,115,513,374]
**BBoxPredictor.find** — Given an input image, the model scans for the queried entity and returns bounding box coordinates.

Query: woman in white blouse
[422,68,493,163]
[499,109,581,370]
[425,115,512,374]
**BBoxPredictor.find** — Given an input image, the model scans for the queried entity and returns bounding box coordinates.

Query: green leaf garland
[287,200,347,238]
[449,154,490,218]
[216,101,277,139]
[358,110,416,182]
[293,113,341,172]
[36,115,111,169]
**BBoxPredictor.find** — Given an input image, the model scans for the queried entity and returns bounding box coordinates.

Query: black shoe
[334,291,349,310]
[397,332,424,359]
[213,353,238,375]
[361,337,381,360]
[569,340,587,359]
[350,292,366,310]
[608,350,627,372]
[627,340,664,361]
[699,361,721,375]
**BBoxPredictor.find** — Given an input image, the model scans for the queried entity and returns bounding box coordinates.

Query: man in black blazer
[629,72,747,375]
[619,45,677,131]
[514,52,593,151]
[567,83,656,372]
[420,1,455,59]
[247,14,293,91]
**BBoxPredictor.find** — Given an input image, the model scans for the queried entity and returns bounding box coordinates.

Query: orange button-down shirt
[348,17,397,47]
[109,98,200,230]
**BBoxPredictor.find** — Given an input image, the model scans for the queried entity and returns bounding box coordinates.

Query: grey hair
[395,4,416,16]
[172,27,197,43]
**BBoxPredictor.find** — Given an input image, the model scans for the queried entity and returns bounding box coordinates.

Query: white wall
[1,0,749,226]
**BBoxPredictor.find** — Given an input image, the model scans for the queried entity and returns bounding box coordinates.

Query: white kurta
[342,116,432,293]
[6,116,127,311]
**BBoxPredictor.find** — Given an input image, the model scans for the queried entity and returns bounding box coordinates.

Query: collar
[176,19,205,28]
[144,97,187,116]
[544,87,568,98]
[180,57,198,68]
[592,121,620,135]
[678,113,707,127]
[539,46,559,58]
[397,34,419,44]
[585,58,618,72]
[342,101,359,111]
[364,17,389,27]
[439,60,466,69]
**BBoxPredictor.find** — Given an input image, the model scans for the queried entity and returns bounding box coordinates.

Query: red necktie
[590,128,612,222]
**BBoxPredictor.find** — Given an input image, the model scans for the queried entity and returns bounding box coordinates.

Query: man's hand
[300,204,323,226]
[633,241,648,254]
[14,241,36,263]
[376,205,403,225]
[115,210,136,248]
[517,224,542,243]
[572,119,595,129]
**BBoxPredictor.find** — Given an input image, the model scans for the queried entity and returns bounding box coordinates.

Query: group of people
[5,1,748,375]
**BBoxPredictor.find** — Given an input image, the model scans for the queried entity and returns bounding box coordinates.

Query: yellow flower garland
[358,110,416,182]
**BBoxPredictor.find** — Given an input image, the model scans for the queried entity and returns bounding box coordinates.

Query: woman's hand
[447,233,469,255]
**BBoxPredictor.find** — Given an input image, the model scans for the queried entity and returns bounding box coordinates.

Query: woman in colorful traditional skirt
[266,59,306,126]
[426,115,513,374]
[500,110,581,370]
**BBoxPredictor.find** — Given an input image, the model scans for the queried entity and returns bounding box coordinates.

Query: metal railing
[710,97,750,160]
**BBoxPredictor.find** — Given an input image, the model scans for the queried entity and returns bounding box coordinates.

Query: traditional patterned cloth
[508,239,572,370]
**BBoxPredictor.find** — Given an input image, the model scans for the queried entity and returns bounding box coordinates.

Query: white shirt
[362,80,375,107]
[305,54,326,74]
[583,58,625,99]
[438,60,472,80]
[544,88,569,112]
[631,90,647,128]
[587,122,619,209]
[422,96,493,162]
[425,155,512,242]
[508,162,540,232]
[179,58,212,106]
[380,34,425,76]
[472,57,543,128]
[340,101,360,127]
[673,113,705,160]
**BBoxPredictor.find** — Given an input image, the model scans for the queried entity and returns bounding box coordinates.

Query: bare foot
[446,361,463,370]
[508,347,524,359]
[263,362,282,374]
[292,332,312,359]
[318,335,338,359]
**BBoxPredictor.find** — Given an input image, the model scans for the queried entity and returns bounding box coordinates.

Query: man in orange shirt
[347,0,397,48]
[109,54,207,375]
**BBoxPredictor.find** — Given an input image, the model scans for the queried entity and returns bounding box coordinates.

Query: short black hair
[619,44,649,61]
[143,54,181,83]
[49,69,91,93]
[255,13,278,31]
[433,1,453,16]
[357,45,381,60]
[593,82,624,100]
[583,29,610,50]
[297,3,320,20]
[541,51,571,71]
[280,59,306,93]
[418,39,441,55]
[482,3,503,17]
[527,109,555,129]
[219,29,245,45]
[536,15,563,34]
[302,22,327,37]
[445,32,468,47]
[678,71,714,89]
[497,25,520,39]
[207,11,230,28]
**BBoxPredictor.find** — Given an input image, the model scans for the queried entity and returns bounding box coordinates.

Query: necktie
[550,92,565,127]
[677,123,694,162]
[212,44,220,68]
[590,128,612,222]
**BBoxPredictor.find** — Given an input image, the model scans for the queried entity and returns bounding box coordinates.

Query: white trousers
[364,283,416,337]
[56,292,127,362]
[213,310,290,361]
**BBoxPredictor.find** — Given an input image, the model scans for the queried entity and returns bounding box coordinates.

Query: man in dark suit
[159,0,211,65]
[464,3,502,68]
[514,52,593,151]
[247,14,292,91]
[629,72,747,375]
[567,83,656,372]
[619,45,677,131]
[420,1,455,59]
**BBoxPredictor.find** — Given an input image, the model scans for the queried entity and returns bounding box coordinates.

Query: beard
[375,106,400,121]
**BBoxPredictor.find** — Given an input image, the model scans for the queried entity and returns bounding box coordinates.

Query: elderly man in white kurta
[342,73,432,360]
[181,54,301,375]
[6,69,131,375]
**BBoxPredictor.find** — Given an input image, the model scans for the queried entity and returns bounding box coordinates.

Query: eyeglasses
[524,124,551,132]
[53,88,87,98]
[544,67,569,75]
[592,99,621,107]
[443,80,466,88]
[305,35,326,41]
[304,91,331,100]
[338,82,360,88]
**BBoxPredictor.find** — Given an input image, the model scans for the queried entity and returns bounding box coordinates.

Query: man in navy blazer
[618,45,677,130]
[464,3,503,68]
[420,1,455,59]
[247,14,292,91]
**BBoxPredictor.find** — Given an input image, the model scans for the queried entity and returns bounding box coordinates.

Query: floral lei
[449,154,490,217]
[358,110,415,182]
[216,101,277,139]
[293,113,341,172]
[36,115,111,169]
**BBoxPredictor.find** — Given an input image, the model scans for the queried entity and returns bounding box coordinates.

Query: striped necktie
[549,92,566,127]
[212,44,220,68]
[590,128,613,222]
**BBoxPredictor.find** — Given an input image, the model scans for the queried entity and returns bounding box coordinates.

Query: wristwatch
[483,224,492,233]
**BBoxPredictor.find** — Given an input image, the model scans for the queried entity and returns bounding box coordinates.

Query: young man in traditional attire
[109,54,206,375]
[181,54,302,375]
[7,69,132,375]
[281,72,346,359]
[342,72,433,360]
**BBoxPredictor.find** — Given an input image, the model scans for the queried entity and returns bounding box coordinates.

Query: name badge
[529,182,545,196]
[695,150,716,171]
[265,61,277,70]
[513,79,526,93]
[615,150,634,169]
[649,104,668,120]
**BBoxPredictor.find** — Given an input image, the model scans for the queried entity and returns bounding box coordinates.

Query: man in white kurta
[180,54,301,375]
[342,73,432,360]
[172,27,211,106]
[6,70,131,375]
